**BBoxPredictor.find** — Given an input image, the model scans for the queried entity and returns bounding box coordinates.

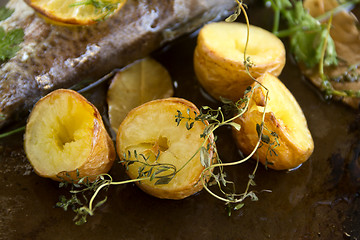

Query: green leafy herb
[0,6,14,21]
[121,150,177,185]
[69,0,125,21]
[266,0,360,100]
[266,0,338,68]
[0,7,24,63]
[0,27,24,62]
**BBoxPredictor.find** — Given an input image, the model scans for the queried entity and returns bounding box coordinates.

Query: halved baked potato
[116,98,215,199]
[194,21,286,101]
[24,89,116,181]
[233,73,314,170]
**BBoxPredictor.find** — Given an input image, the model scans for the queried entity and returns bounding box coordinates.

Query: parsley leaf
[0,6,14,21]
[267,0,338,68]
[0,27,24,62]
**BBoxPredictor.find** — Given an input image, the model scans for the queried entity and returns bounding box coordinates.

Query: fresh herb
[266,0,338,68]
[56,151,179,224]
[0,126,25,139]
[69,0,125,21]
[173,1,275,215]
[0,7,24,63]
[0,27,24,62]
[121,150,177,185]
[0,6,14,21]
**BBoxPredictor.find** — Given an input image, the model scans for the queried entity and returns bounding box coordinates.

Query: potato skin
[233,111,313,170]
[194,22,286,102]
[24,89,116,182]
[116,97,215,200]
[232,74,314,170]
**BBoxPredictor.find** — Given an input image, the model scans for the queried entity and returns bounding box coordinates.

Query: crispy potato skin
[194,22,285,102]
[24,0,127,26]
[116,97,215,200]
[232,74,314,170]
[24,89,115,181]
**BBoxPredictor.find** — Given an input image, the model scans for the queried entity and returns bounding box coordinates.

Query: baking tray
[1,1,360,239]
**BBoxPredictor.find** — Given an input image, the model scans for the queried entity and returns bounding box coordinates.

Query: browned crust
[25,89,115,182]
[116,97,215,199]
[23,0,127,26]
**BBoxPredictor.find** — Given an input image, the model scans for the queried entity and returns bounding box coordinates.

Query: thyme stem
[88,177,148,211]
[0,126,25,139]
[198,1,271,206]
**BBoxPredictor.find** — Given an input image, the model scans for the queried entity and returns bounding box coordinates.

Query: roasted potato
[107,57,174,133]
[194,21,286,101]
[233,73,314,170]
[24,89,116,181]
[116,98,215,199]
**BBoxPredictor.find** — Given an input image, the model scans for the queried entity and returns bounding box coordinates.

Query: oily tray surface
[1,1,360,239]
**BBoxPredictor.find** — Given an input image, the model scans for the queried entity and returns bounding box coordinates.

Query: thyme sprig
[56,150,180,224]
[121,150,177,185]
[176,89,277,214]
[173,1,276,214]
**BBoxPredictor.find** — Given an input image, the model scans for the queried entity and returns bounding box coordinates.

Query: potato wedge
[194,21,286,101]
[24,89,116,181]
[116,98,214,199]
[233,73,314,170]
[107,57,173,133]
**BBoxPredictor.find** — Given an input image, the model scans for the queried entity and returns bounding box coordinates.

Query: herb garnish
[266,0,360,99]
[266,0,338,68]
[0,6,14,21]
[0,7,24,63]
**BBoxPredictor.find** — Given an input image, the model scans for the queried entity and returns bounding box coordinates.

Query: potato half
[24,89,116,181]
[194,21,286,101]
[233,73,314,170]
[116,98,214,199]
[107,57,174,133]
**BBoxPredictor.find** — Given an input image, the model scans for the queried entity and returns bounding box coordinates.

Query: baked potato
[233,73,314,170]
[107,57,173,133]
[24,89,116,181]
[194,21,286,102]
[116,98,215,199]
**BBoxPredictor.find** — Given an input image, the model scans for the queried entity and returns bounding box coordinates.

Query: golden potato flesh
[194,21,286,102]
[24,89,116,181]
[107,57,174,133]
[233,73,314,170]
[116,98,214,200]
